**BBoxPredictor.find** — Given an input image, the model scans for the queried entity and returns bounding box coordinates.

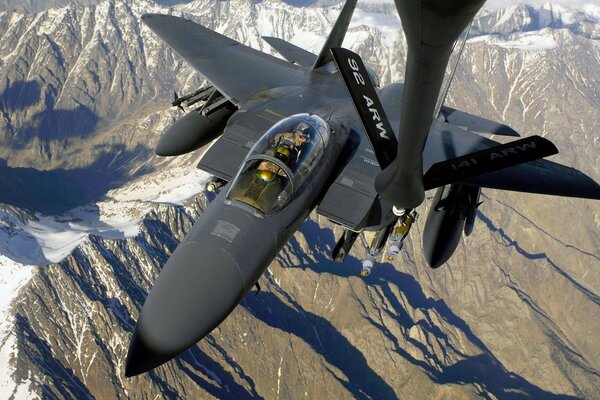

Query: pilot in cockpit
[280,123,310,148]
[228,120,318,213]
[286,122,311,149]
[258,123,310,173]
[257,144,292,176]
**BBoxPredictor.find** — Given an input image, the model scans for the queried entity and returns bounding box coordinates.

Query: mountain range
[0,0,599,398]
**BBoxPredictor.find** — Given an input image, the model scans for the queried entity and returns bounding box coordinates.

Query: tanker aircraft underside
[125,0,600,376]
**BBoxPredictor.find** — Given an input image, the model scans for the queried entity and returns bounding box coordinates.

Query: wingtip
[535,134,559,156]
[140,13,174,23]
[494,126,521,137]
[140,13,158,26]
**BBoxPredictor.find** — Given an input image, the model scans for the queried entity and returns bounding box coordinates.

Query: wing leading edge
[141,14,308,106]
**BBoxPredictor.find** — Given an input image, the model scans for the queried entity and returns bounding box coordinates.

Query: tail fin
[313,0,358,70]
[262,36,317,67]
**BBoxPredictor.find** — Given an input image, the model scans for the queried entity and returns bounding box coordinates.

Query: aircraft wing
[141,14,307,106]
[439,107,520,137]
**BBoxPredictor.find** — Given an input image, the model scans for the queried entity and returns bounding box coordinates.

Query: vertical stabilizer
[312,0,358,70]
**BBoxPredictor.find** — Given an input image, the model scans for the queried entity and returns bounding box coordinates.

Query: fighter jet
[125,0,600,376]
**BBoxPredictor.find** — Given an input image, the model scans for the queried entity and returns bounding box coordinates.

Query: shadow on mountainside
[263,219,578,399]
[0,79,156,215]
[0,144,153,214]
[1,80,98,145]
[178,339,264,400]
[0,80,42,112]
[0,80,100,148]
[477,211,600,307]
[177,349,262,399]
[14,314,95,400]
[243,291,398,400]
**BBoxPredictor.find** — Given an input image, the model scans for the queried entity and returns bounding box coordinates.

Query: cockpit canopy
[227,114,331,214]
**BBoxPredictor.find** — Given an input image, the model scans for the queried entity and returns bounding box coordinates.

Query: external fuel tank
[155,106,235,156]
[423,184,480,268]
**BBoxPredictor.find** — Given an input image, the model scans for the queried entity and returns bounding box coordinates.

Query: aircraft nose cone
[125,241,245,376]
[125,327,166,377]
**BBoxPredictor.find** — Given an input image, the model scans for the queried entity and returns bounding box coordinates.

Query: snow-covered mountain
[476,2,600,38]
[0,0,599,398]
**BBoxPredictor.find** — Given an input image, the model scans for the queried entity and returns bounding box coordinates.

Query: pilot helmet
[275,145,291,163]
[294,122,311,141]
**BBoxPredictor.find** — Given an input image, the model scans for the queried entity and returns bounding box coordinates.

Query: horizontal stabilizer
[441,107,520,137]
[423,135,558,190]
[331,47,398,169]
[262,36,316,67]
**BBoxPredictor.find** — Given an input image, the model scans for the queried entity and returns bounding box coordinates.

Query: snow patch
[0,160,209,265]
[351,7,401,44]
[37,7,68,36]
[481,2,600,29]
[469,30,558,51]
[497,32,558,50]
[0,255,36,400]
[583,4,600,20]
[108,162,208,206]
[290,31,324,54]
[9,12,24,26]
[276,356,283,397]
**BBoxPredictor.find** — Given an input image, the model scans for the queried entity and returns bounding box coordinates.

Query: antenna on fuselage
[326,107,335,122]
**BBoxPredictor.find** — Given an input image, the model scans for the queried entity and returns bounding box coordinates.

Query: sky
[485,0,600,8]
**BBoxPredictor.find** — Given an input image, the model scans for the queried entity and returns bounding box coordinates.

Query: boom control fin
[331,47,398,170]
[424,135,559,190]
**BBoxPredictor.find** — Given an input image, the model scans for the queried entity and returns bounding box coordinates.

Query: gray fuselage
[125,70,360,376]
